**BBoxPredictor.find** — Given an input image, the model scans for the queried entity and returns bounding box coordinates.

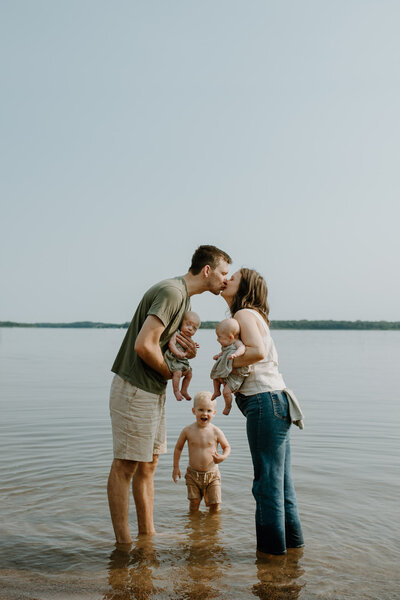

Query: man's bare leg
[180,370,192,401]
[107,458,138,544]
[209,503,221,513]
[172,371,184,401]
[132,455,159,535]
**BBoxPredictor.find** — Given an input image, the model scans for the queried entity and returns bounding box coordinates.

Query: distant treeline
[1,320,400,330]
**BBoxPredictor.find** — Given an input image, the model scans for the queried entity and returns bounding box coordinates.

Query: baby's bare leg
[222,384,233,415]
[180,369,192,401]
[211,378,222,401]
[172,371,184,401]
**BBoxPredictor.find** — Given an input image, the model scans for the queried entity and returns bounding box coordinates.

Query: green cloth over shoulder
[111,277,190,395]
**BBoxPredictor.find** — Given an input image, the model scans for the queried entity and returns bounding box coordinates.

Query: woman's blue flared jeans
[236,391,304,554]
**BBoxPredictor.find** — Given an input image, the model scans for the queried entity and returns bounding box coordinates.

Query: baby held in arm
[210,318,250,415]
[164,311,200,401]
[172,391,230,513]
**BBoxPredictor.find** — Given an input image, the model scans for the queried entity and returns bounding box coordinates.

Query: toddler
[172,391,230,512]
[210,318,250,415]
[164,311,200,401]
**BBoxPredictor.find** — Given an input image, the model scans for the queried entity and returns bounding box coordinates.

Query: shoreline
[1,319,400,330]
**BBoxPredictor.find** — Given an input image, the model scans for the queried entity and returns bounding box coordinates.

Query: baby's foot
[222,401,232,415]
[174,391,184,401]
[182,390,192,401]
[211,391,221,401]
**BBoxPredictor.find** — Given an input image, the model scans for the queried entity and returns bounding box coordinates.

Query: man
[107,245,232,544]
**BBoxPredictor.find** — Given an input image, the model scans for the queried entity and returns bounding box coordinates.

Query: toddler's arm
[172,428,187,482]
[228,340,246,360]
[213,351,223,360]
[168,332,187,359]
[212,428,231,464]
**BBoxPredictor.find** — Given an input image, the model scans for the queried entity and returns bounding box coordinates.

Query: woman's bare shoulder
[234,308,257,322]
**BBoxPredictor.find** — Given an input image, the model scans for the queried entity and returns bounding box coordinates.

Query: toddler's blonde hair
[193,391,216,409]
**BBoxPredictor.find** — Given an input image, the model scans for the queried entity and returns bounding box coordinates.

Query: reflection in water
[252,548,305,600]
[173,511,228,599]
[104,538,163,600]
[104,511,229,600]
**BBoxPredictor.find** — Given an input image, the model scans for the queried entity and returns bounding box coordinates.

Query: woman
[221,268,304,556]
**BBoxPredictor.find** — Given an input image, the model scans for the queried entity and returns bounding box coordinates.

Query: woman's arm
[231,309,266,368]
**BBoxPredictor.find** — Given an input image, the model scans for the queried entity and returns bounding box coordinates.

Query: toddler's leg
[211,378,222,401]
[222,384,233,415]
[180,369,192,401]
[189,498,201,511]
[172,371,184,401]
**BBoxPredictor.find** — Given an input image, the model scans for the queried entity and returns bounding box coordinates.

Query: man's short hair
[189,245,232,275]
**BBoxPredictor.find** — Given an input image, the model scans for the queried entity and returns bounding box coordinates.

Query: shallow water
[0,328,399,599]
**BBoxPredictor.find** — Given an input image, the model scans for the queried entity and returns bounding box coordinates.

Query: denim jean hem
[257,547,287,556]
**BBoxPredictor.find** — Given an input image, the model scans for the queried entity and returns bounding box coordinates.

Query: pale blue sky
[1,1,399,323]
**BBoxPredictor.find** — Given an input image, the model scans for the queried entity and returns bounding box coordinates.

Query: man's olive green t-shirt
[111,277,190,395]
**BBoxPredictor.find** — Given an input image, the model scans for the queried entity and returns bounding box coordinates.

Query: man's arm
[212,428,231,464]
[172,429,187,482]
[134,315,172,379]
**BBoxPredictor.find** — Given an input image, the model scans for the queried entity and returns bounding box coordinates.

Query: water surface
[0,328,399,599]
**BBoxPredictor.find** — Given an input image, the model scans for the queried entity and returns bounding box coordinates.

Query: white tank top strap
[240,308,269,332]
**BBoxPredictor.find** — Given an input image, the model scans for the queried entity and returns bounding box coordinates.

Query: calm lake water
[0,327,399,600]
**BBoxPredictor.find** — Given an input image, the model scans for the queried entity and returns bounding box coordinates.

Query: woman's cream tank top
[238,308,286,395]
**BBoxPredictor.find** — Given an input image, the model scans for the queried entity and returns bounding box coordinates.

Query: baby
[172,391,230,512]
[210,318,250,415]
[164,311,201,401]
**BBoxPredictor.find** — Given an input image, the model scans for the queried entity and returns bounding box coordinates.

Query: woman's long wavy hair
[229,268,270,325]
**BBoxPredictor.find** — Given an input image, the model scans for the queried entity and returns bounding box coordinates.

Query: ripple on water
[1,328,400,599]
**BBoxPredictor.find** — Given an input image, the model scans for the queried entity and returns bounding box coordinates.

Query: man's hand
[172,467,181,483]
[176,332,198,359]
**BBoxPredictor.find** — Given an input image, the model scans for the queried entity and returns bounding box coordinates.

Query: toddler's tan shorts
[185,465,221,506]
[109,374,166,462]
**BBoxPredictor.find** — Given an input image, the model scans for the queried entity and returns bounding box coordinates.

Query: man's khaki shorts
[185,466,221,506]
[109,374,166,462]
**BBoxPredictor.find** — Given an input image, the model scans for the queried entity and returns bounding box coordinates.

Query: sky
[1,0,399,324]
